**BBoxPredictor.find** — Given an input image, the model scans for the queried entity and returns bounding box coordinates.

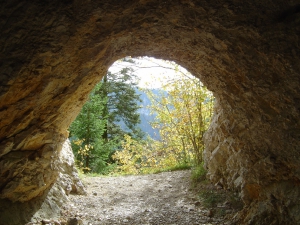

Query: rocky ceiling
[0,0,299,224]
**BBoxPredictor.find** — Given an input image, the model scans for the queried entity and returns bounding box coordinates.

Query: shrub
[191,162,207,183]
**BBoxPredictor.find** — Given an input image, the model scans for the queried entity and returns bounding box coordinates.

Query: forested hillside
[69,58,214,175]
[136,88,162,140]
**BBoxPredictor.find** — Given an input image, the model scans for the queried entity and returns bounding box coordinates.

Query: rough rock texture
[0,139,85,225]
[63,170,240,225]
[57,139,86,197]
[0,0,299,224]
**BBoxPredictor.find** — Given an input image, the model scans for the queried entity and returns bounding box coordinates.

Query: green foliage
[144,65,214,166]
[69,60,144,174]
[90,138,118,174]
[102,68,144,141]
[198,187,243,217]
[191,162,207,183]
[149,163,192,174]
[112,134,191,175]
[71,58,214,176]
[199,190,226,208]
[112,60,214,176]
[195,175,244,217]
[70,83,109,173]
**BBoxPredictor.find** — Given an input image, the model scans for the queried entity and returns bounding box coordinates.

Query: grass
[109,163,192,176]
[76,163,192,178]
[191,162,207,183]
[145,163,192,174]
[197,183,244,217]
[189,163,244,218]
[79,162,197,177]
[76,160,244,220]
[199,189,226,208]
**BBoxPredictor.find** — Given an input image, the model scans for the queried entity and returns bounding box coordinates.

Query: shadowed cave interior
[0,0,299,224]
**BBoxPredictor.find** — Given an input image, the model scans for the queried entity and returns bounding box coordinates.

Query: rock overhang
[0,0,299,224]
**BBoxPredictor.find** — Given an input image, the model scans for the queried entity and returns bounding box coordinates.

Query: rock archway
[0,0,299,224]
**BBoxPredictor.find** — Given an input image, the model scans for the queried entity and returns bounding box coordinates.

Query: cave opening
[0,0,299,224]
[68,56,214,176]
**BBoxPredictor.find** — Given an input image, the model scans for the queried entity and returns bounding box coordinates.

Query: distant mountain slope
[136,88,162,140]
[116,88,166,140]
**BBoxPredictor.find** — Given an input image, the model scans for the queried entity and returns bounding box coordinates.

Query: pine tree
[100,67,144,142]
[69,83,108,173]
[69,61,144,173]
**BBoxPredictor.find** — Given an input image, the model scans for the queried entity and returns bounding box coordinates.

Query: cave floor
[36,170,242,225]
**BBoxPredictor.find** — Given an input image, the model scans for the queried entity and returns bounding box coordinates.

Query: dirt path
[62,170,233,225]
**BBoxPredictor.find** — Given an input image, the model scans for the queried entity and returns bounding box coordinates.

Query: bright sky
[108,57,188,89]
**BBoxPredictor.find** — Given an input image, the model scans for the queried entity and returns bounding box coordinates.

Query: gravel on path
[60,170,234,225]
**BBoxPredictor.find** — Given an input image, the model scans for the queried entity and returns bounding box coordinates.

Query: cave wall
[0,139,86,224]
[0,0,299,224]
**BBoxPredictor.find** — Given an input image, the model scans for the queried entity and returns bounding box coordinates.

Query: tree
[69,60,145,173]
[113,60,214,174]
[100,66,144,142]
[69,83,108,173]
[145,67,214,166]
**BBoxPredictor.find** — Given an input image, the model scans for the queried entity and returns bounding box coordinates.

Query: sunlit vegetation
[191,162,207,183]
[69,59,143,174]
[69,58,214,177]
[112,134,191,175]
[112,61,214,175]
[197,184,244,217]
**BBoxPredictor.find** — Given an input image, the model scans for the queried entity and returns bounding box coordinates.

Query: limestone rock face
[57,139,86,196]
[0,0,299,224]
[0,139,85,225]
[0,142,61,202]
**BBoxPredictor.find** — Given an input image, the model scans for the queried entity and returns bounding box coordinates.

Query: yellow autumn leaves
[113,67,214,174]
